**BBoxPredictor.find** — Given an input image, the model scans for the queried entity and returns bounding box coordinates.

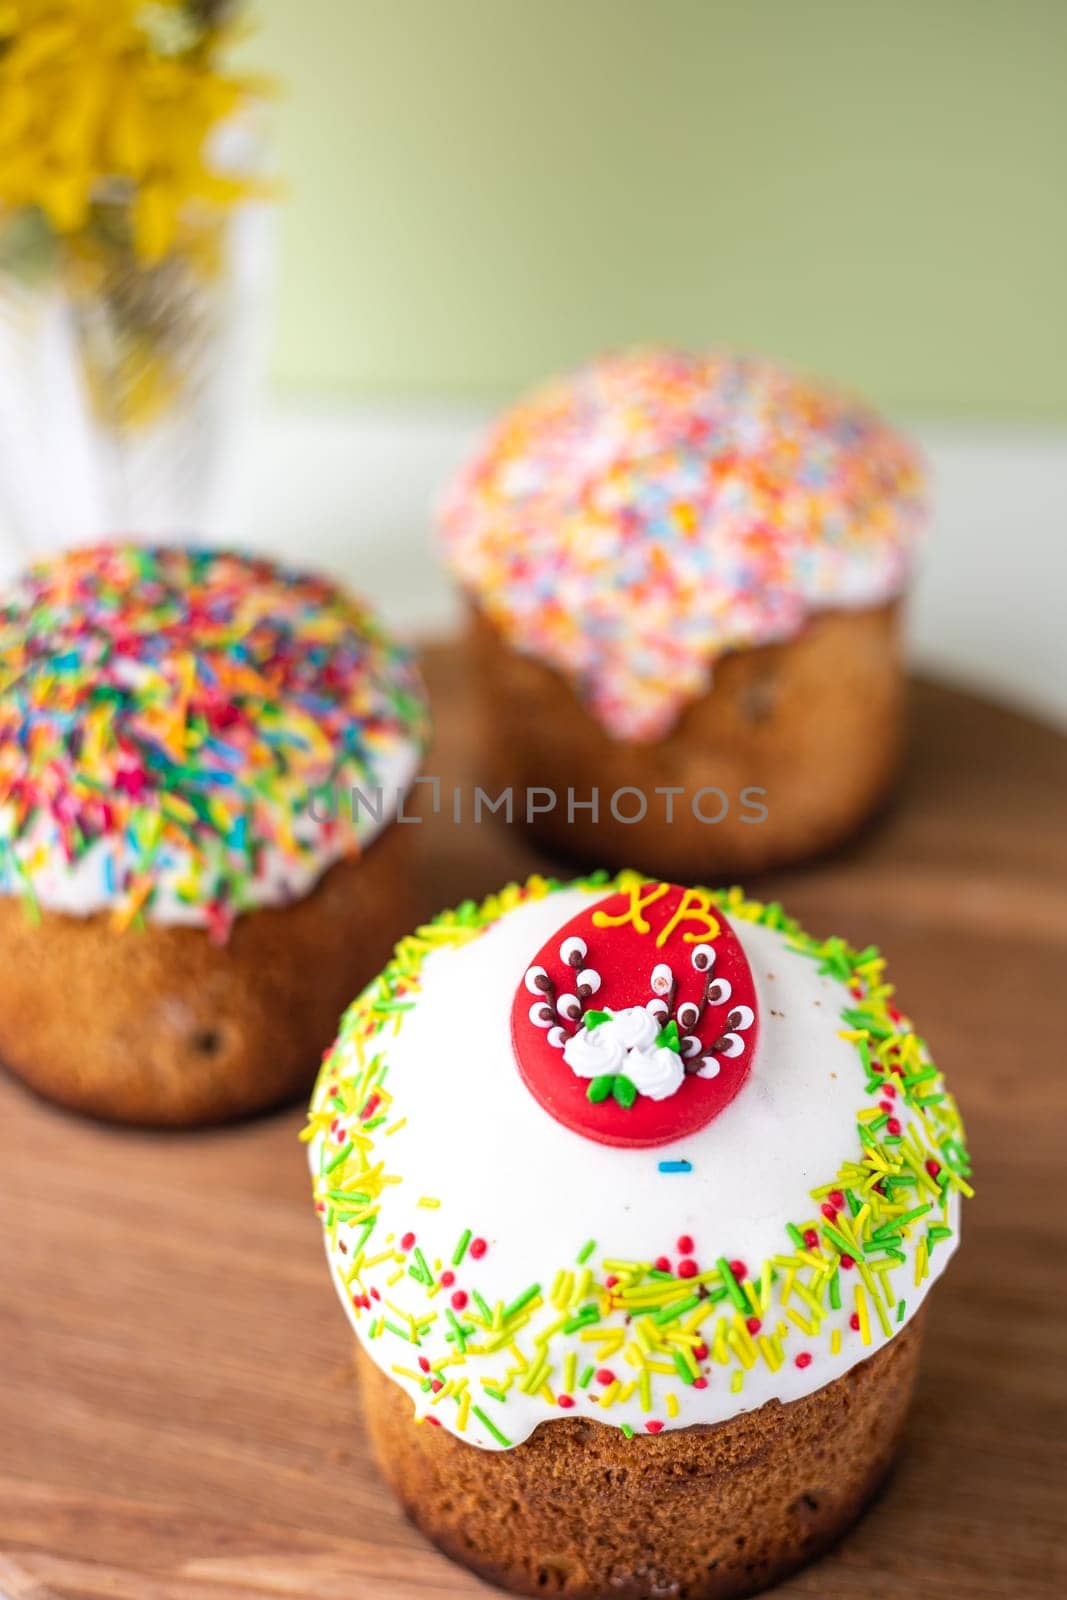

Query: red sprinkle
[840,1255,855,1271]
[605,1275,619,1289]
[925,1159,942,1178]
[677,1258,698,1279]
[829,1191,845,1210]
[469,1237,488,1260]
[677,1234,695,1255]
[646,1420,664,1433]
[693,1343,709,1360]
[450,1290,468,1311]
[803,1228,819,1250]
[596,1368,615,1386]
[887,1118,902,1136]
[654,1255,671,1273]
[795,1352,813,1369]
[439,1270,455,1288]
[557,1394,575,1409]
[399,1232,415,1251]
[729,1259,747,1281]
[418,1357,430,1373]
[821,1202,838,1221]
[360,1093,381,1122]
[426,1415,441,1427]
[746,1316,762,1335]
[850,1312,861,1331]
[692,1376,708,1389]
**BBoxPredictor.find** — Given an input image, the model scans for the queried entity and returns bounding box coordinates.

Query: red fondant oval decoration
[511,882,759,1147]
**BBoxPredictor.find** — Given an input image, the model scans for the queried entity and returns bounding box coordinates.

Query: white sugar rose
[625,1044,686,1102]
[608,1005,660,1051]
[563,1022,626,1079]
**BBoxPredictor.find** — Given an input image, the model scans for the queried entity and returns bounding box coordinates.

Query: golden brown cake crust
[358,1310,924,1600]
[0,824,415,1127]
[467,602,904,879]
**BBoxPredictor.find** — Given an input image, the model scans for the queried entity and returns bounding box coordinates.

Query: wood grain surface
[2,643,1066,1600]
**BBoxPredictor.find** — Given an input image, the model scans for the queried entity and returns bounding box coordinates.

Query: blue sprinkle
[658,1160,692,1174]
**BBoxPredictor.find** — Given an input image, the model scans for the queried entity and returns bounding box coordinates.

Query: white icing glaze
[310,886,960,1449]
[0,736,420,925]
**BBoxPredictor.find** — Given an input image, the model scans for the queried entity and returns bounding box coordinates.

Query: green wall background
[253,0,1067,420]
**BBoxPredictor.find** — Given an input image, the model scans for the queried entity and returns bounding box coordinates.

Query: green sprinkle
[472,1290,493,1323]
[471,1406,512,1447]
[452,1228,472,1266]
[445,1308,469,1351]
[562,1305,600,1334]
[620,1422,635,1439]
[576,1238,596,1265]
[715,1257,748,1311]
[503,1283,542,1321]
[324,1143,350,1175]
[408,1247,433,1286]
[653,1294,701,1326]
[672,1349,695,1384]
[579,1364,595,1388]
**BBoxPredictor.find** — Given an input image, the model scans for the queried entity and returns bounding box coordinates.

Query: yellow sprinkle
[730,1370,744,1394]
[854,1284,872,1346]
[416,1196,440,1209]
[665,1391,680,1418]
[757,1335,783,1372]
[831,1327,842,1355]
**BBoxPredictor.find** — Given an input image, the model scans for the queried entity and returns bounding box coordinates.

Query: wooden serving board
[2,644,1066,1600]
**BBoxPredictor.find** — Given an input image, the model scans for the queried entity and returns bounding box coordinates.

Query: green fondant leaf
[584,1009,612,1030]
[612,1075,637,1109]
[587,1074,615,1102]
[656,1019,682,1053]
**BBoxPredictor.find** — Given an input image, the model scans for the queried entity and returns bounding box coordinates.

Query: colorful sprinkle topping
[305,871,970,1450]
[0,544,428,938]
[439,349,926,740]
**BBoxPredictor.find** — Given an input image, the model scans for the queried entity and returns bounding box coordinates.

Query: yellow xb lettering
[591,882,720,948]
[591,880,670,935]
[657,888,721,948]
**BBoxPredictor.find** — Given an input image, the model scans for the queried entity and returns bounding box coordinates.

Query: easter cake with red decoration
[439,349,926,877]
[305,871,970,1599]
[0,543,428,1126]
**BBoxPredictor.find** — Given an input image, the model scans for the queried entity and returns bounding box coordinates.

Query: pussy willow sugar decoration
[440,349,926,740]
[305,873,972,1441]
[0,545,427,939]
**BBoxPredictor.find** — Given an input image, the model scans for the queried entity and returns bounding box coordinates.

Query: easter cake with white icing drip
[306,871,970,1599]
[438,349,926,880]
